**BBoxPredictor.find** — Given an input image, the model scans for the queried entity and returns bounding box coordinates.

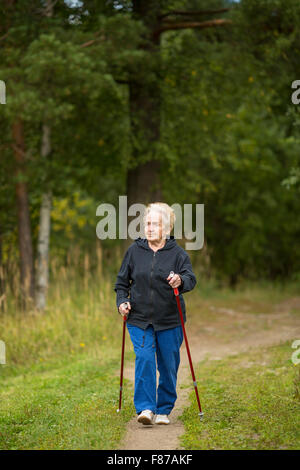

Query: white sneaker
[155,414,170,425]
[137,409,154,425]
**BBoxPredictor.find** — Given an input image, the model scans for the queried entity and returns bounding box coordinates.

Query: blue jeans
[127,323,183,415]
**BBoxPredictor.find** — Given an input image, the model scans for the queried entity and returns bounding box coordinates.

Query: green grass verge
[0,351,135,450]
[1,278,299,449]
[179,341,300,450]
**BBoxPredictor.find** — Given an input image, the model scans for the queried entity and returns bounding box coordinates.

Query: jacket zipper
[149,252,156,325]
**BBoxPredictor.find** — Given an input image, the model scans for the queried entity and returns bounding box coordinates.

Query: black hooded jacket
[114,236,197,331]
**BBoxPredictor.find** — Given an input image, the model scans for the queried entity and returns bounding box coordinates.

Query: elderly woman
[114,202,197,425]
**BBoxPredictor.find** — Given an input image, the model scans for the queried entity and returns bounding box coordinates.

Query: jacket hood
[135,236,177,251]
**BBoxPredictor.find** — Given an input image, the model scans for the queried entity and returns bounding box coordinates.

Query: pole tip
[199,412,204,421]
[117,409,120,413]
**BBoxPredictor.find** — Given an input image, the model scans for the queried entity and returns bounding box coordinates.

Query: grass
[1,275,125,369]
[0,268,137,450]
[0,351,135,449]
[179,342,300,450]
[191,277,300,315]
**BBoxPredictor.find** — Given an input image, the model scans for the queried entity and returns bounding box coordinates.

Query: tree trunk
[35,0,55,310]
[126,1,231,212]
[0,225,5,313]
[127,0,163,210]
[35,124,52,310]
[124,1,163,250]
[12,119,35,309]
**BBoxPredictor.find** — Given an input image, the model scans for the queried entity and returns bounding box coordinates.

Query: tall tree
[126,1,232,209]
[12,119,35,306]
[35,123,52,310]
[35,0,54,310]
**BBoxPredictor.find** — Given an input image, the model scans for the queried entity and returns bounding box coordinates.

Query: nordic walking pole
[117,303,128,413]
[169,272,204,420]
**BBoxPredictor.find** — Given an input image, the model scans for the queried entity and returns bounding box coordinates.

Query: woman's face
[144,210,165,242]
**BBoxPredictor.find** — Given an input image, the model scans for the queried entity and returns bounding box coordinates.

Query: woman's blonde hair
[143,202,176,236]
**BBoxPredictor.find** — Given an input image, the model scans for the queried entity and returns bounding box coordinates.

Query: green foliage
[0,0,299,284]
[0,355,135,450]
[160,0,300,282]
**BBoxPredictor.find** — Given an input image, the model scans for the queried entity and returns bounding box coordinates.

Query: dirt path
[117,296,300,451]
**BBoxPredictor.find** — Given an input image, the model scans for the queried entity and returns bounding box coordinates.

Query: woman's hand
[118,301,131,317]
[166,273,182,288]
